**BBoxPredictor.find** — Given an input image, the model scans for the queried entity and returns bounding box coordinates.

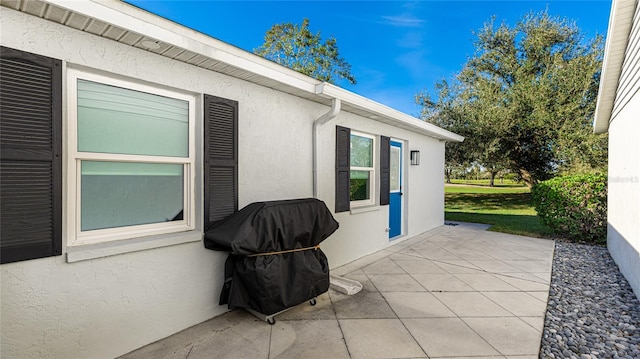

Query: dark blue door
[389,141,402,239]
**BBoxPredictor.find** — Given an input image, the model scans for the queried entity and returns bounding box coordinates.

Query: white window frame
[66,68,196,246]
[350,131,376,208]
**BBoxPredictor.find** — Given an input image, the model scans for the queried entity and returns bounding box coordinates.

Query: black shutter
[204,94,238,230]
[335,125,351,213]
[0,47,62,264]
[380,136,390,206]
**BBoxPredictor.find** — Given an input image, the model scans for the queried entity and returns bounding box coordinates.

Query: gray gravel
[540,240,640,359]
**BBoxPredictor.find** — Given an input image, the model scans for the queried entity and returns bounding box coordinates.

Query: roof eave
[593,0,636,134]
[37,0,463,141]
[317,83,465,142]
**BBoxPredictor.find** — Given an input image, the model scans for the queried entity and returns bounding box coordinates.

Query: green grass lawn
[445,183,554,238]
[449,178,524,187]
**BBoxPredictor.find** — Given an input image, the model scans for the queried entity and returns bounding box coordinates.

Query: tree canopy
[419,11,607,186]
[254,18,356,85]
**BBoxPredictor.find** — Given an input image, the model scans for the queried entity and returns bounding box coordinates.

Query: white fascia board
[594,0,636,134]
[45,0,320,93]
[316,83,464,142]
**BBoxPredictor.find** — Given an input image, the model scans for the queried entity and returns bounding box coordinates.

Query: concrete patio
[120,222,555,359]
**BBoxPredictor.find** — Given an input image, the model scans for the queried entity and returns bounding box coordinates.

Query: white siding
[612,1,640,119]
[0,6,447,359]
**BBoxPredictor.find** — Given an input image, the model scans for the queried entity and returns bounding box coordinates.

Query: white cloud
[381,14,425,28]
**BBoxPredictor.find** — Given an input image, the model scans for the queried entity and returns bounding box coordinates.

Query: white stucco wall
[1,6,447,358]
[607,93,640,298]
[318,111,446,268]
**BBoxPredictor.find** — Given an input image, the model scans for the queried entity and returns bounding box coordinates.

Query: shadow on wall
[608,223,640,300]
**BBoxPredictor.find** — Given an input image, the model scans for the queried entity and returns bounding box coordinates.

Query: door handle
[400,193,403,196]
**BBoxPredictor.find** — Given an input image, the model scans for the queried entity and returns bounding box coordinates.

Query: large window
[350,132,376,206]
[67,69,195,245]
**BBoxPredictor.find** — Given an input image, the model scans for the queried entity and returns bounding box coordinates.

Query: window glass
[350,170,371,201]
[77,80,189,157]
[349,132,375,206]
[68,69,195,246]
[350,134,373,167]
[390,146,400,192]
[80,161,184,231]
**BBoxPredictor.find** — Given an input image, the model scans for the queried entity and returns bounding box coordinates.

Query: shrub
[531,174,607,244]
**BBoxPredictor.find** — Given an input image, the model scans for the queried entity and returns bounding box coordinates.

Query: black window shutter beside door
[0,46,62,264]
[335,125,351,213]
[204,94,238,230]
[380,136,390,206]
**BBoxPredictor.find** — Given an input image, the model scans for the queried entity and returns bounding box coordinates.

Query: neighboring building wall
[608,95,640,299]
[0,6,447,359]
[607,1,640,298]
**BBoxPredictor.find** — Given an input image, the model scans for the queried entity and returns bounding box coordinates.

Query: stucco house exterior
[0,0,462,358]
[593,0,640,299]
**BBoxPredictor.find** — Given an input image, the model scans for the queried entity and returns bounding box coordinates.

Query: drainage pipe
[312,98,341,198]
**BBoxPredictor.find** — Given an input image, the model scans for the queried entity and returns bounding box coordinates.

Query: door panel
[389,141,402,239]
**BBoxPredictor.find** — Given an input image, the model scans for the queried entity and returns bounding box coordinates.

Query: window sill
[66,230,202,263]
[350,205,380,215]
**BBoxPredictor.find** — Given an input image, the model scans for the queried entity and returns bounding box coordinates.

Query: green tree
[254,18,356,85]
[460,74,511,186]
[418,79,509,186]
[417,80,473,183]
[420,11,607,187]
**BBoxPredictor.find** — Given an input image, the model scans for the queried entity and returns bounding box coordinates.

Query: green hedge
[531,174,607,244]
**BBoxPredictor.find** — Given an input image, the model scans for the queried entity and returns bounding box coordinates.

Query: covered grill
[204,198,339,323]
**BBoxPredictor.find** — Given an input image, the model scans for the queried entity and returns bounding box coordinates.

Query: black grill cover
[204,198,339,315]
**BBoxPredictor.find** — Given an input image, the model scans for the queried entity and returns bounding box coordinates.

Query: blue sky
[126,0,612,117]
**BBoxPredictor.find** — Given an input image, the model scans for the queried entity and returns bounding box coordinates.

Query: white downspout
[313,98,341,198]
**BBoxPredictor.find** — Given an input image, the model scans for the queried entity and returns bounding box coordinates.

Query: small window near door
[350,132,375,206]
